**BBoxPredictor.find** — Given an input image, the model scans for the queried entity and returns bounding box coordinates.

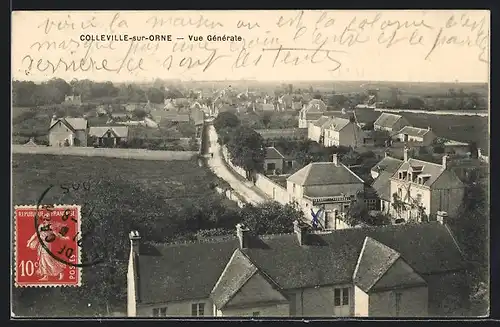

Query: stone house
[371,154,404,213]
[88,126,129,147]
[298,99,328,128]
[286,154,365,230]
[127,221,469,317]
[392,126,436,146]
[323,117,363,148]
[374,113,410,133]
[374,148,465,222]
[264,146,285,174]
[48,116,88,147]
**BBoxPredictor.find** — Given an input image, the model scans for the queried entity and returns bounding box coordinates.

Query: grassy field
[399,112,489,150]
[12,154,233,208]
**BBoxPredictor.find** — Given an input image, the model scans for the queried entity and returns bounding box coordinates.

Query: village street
[206,124,269,205]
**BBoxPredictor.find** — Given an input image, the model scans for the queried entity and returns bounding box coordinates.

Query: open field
[12,153,234,208]
[399,112,489,151]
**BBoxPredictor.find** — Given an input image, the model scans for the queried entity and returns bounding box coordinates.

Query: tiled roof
[88,126,129,138]
[312,116,331,127]
[392,158,457,187]
[50,117,88,131]
[395,126,430,137]
[287,162,364,187]
[136,223,466,304]
[323,117,351,132]
[374,113,403,128]
[353,237,401,292]
[371,156,404,175]
[210,249,258,309]
[353,108,381,124]
[265,147,285,160]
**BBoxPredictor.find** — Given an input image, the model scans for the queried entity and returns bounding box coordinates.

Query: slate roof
[49,117,88,131]
[136,223,466,304]
[313,116,331,128]
[287,162,364,187]
[392,158,451,187]
[371,156,404,175]
[265,146,285,160]
[374,113,403,129]
[354,108,382,124]
[395,126,431,137]
[210,249,259,309]
[353,237,401,292]
[88,126,129,138]
[323,117,351,132]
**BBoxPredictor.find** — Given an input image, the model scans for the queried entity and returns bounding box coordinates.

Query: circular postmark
[33,177,116,268]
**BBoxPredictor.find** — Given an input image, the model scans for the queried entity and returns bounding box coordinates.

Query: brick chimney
[403,147,409,162]
[442,155,449,169]
[332,153,339,166]
[236,223,250,249]
[293,220,309,246]
[436,211,448,224]
[384,151,390,158]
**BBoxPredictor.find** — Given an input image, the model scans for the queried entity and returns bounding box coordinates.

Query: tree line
[12,78,189,107]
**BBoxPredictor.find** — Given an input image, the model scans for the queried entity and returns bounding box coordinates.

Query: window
[152,307,167,317]
[397,188,402,198]
[267,162,276,171]
[191,303,205,317]
[252,312,260,317]
[334,288,349,307]
[395,292,402,316]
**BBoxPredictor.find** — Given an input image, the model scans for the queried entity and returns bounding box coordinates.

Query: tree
[133,109,147,119]
[345,193,369,226]
[261,112,273,128]
[240,201,303,235]
[226,126,266,180]
[214,112,240,131]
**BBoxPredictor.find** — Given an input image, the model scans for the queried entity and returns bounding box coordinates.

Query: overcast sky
[12,10,490,83]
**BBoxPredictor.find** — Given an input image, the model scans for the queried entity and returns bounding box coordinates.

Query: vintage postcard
[11,10,489,318]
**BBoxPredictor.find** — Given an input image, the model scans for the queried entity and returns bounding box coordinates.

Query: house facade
[88,126,129,147]
[264,147,285,174]
[323,117,363,148]
[392,126,436,146]
[374,113,409,133]
[286,155,365,230]
[64,95,82,105]
[298,99,328,128]
[371,154,404,214]
[387,148,465,222]
[127,222,469,318]
[48,116,88,147]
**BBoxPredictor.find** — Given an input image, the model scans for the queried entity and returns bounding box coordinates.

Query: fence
[215,186,245,208]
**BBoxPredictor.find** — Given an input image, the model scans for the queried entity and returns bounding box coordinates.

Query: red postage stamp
[14,205,82,287]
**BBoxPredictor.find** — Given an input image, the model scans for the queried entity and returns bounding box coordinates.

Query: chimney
[436,211,448,225]
[442,155,449,169]
[236,223,250,249]
[403,147,409,162]
[332,153,339,166]
[384,151,389,158]
[427,126,431,131]
[129,230,141,255]
[293,220,309,246]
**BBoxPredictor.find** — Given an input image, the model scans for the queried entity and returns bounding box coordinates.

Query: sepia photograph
[11,10,489,319]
